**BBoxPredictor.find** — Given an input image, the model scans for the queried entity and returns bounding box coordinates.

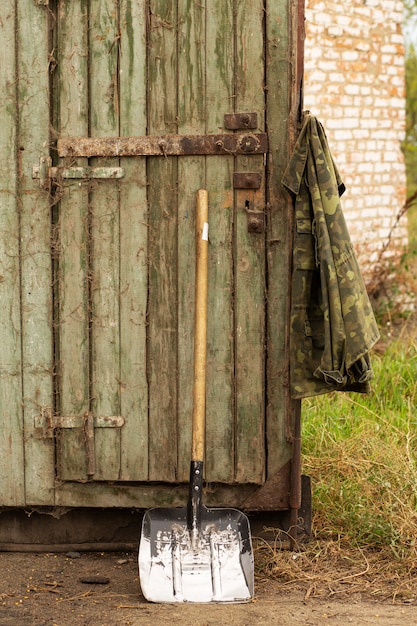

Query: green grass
[301,204,417,555]
[302,336,417,555]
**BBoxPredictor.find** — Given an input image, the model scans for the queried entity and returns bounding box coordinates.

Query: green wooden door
[0,0,301,509]
[53,0,267,487]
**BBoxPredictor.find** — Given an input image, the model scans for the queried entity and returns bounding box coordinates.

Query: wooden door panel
[56,0,90,481]
[147,0,179,481]
[204,1,235,483]
[88,0,122,481]
[119,1,149,481]
[176,0,206,483]
[234,0,266,483]
[0,0,25,505]
[54,0,267,485]
[19,1,55,503]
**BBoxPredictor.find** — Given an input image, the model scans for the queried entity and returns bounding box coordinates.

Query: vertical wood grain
[0,0,24,504]
[89,0,121,480]
[56,0,90,480]
[119,0,149,479]
[234,0,266,483]
[147,0,179,481]
[18,1,55,503]
[266,0,297,475]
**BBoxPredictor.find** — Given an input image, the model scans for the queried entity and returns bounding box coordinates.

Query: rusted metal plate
[58,133,268,157]
[224,112,258,130]
[233,172,262,189]
[246,209,265,233]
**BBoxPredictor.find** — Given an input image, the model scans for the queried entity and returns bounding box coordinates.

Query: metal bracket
[233,172,262,189]
[34,407,125,439]
[224,113,258,130]
[245,202,264,233]
[32,156,52,189]
[32,159,125,189]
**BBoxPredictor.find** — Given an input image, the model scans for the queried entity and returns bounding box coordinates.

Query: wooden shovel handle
[191,189,209,462]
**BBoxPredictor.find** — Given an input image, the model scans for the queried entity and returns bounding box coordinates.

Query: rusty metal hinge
[57,133,268,158]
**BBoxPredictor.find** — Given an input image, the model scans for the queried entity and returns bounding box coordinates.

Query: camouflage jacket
[282,113,380,399]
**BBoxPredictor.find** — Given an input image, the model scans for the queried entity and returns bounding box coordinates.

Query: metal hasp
[47,166,125,179]
[34,407,124,439]
[32,158,125,188]
[57,133,268,158]
[35,409,125,477]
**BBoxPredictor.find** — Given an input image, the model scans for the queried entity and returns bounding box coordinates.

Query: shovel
[138,189,254,603]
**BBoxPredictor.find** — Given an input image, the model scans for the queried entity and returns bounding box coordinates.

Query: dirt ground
[1,550,417,626]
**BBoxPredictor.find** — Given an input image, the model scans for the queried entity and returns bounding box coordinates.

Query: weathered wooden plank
[89,0,122,480]
[58,133,268,157]
[18,1,55,503]
[147,0,179,481]
[56,0,90,481]
[0,2,24,505]
[176,0,207,481]
[234,0,266,483]
[118,0,149,480]
[54,481,258,509]
[265,0,299,476]
[204,0,235,482]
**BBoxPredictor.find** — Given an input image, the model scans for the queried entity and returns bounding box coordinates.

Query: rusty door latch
[32,156,125,189]
[35,408,125,477]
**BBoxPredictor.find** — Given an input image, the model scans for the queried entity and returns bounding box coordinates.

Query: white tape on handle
[202,222,209,241]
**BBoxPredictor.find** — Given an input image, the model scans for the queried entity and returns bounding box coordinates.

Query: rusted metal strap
[34,407,124,439]
[58,133,268,158]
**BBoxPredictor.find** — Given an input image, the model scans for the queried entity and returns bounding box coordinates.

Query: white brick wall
[303,0,408,278]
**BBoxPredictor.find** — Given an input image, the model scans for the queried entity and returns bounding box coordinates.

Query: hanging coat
[282,113,380,399]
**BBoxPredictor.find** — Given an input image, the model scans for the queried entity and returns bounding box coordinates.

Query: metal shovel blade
[139,505,254,603]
